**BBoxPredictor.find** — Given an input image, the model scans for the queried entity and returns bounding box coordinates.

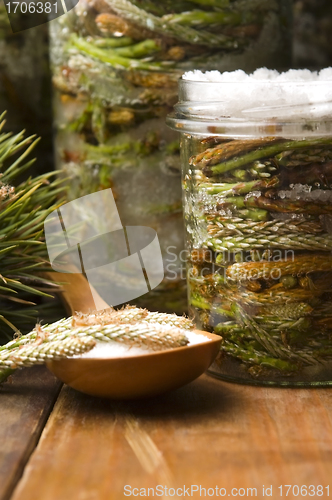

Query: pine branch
[0,116,66,343]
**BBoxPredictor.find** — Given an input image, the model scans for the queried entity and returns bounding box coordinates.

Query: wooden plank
[10,374,332,500]
[0,366,61,500]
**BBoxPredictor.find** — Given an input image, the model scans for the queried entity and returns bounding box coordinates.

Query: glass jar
[49,0,292,314]
[167,72,332,386]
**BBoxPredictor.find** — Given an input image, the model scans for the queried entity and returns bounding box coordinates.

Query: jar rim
[166,78,332,138]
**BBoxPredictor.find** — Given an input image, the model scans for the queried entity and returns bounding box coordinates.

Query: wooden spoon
[44,268,109,314]
[45,272,222,399]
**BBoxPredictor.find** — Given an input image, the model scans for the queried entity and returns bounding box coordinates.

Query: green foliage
[0,113,66,343]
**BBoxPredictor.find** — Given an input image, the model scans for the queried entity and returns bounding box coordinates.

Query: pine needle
[0,115,67,343]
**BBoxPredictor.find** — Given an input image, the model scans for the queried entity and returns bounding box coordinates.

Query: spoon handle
[44,269,110,315]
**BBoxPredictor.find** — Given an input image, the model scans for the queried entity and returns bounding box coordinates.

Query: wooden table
[1,367,332,500]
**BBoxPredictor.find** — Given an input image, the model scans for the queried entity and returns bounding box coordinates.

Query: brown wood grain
[0,366,61,500]
[10,375,332,500]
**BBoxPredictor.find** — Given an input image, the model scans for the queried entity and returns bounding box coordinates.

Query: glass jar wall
[168,74,332,385]
[49,0,292,313]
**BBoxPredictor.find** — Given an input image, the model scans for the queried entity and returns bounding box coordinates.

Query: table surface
[1,367,332,500]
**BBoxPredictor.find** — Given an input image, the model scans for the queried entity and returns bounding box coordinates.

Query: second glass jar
[49,0,291,313]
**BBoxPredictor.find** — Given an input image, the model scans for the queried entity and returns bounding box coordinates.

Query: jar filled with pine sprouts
[49,0,291,314]
[167,68,332,386]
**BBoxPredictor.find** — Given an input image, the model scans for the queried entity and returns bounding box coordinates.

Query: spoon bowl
[44,272,221,398]
[47,330,221,399]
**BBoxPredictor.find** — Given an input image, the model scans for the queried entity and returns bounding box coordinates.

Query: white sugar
[75,341,151,358]
[182,68,332,119]
[186,331,212,345]
[74,331,211,359]
[183,67,332,83]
